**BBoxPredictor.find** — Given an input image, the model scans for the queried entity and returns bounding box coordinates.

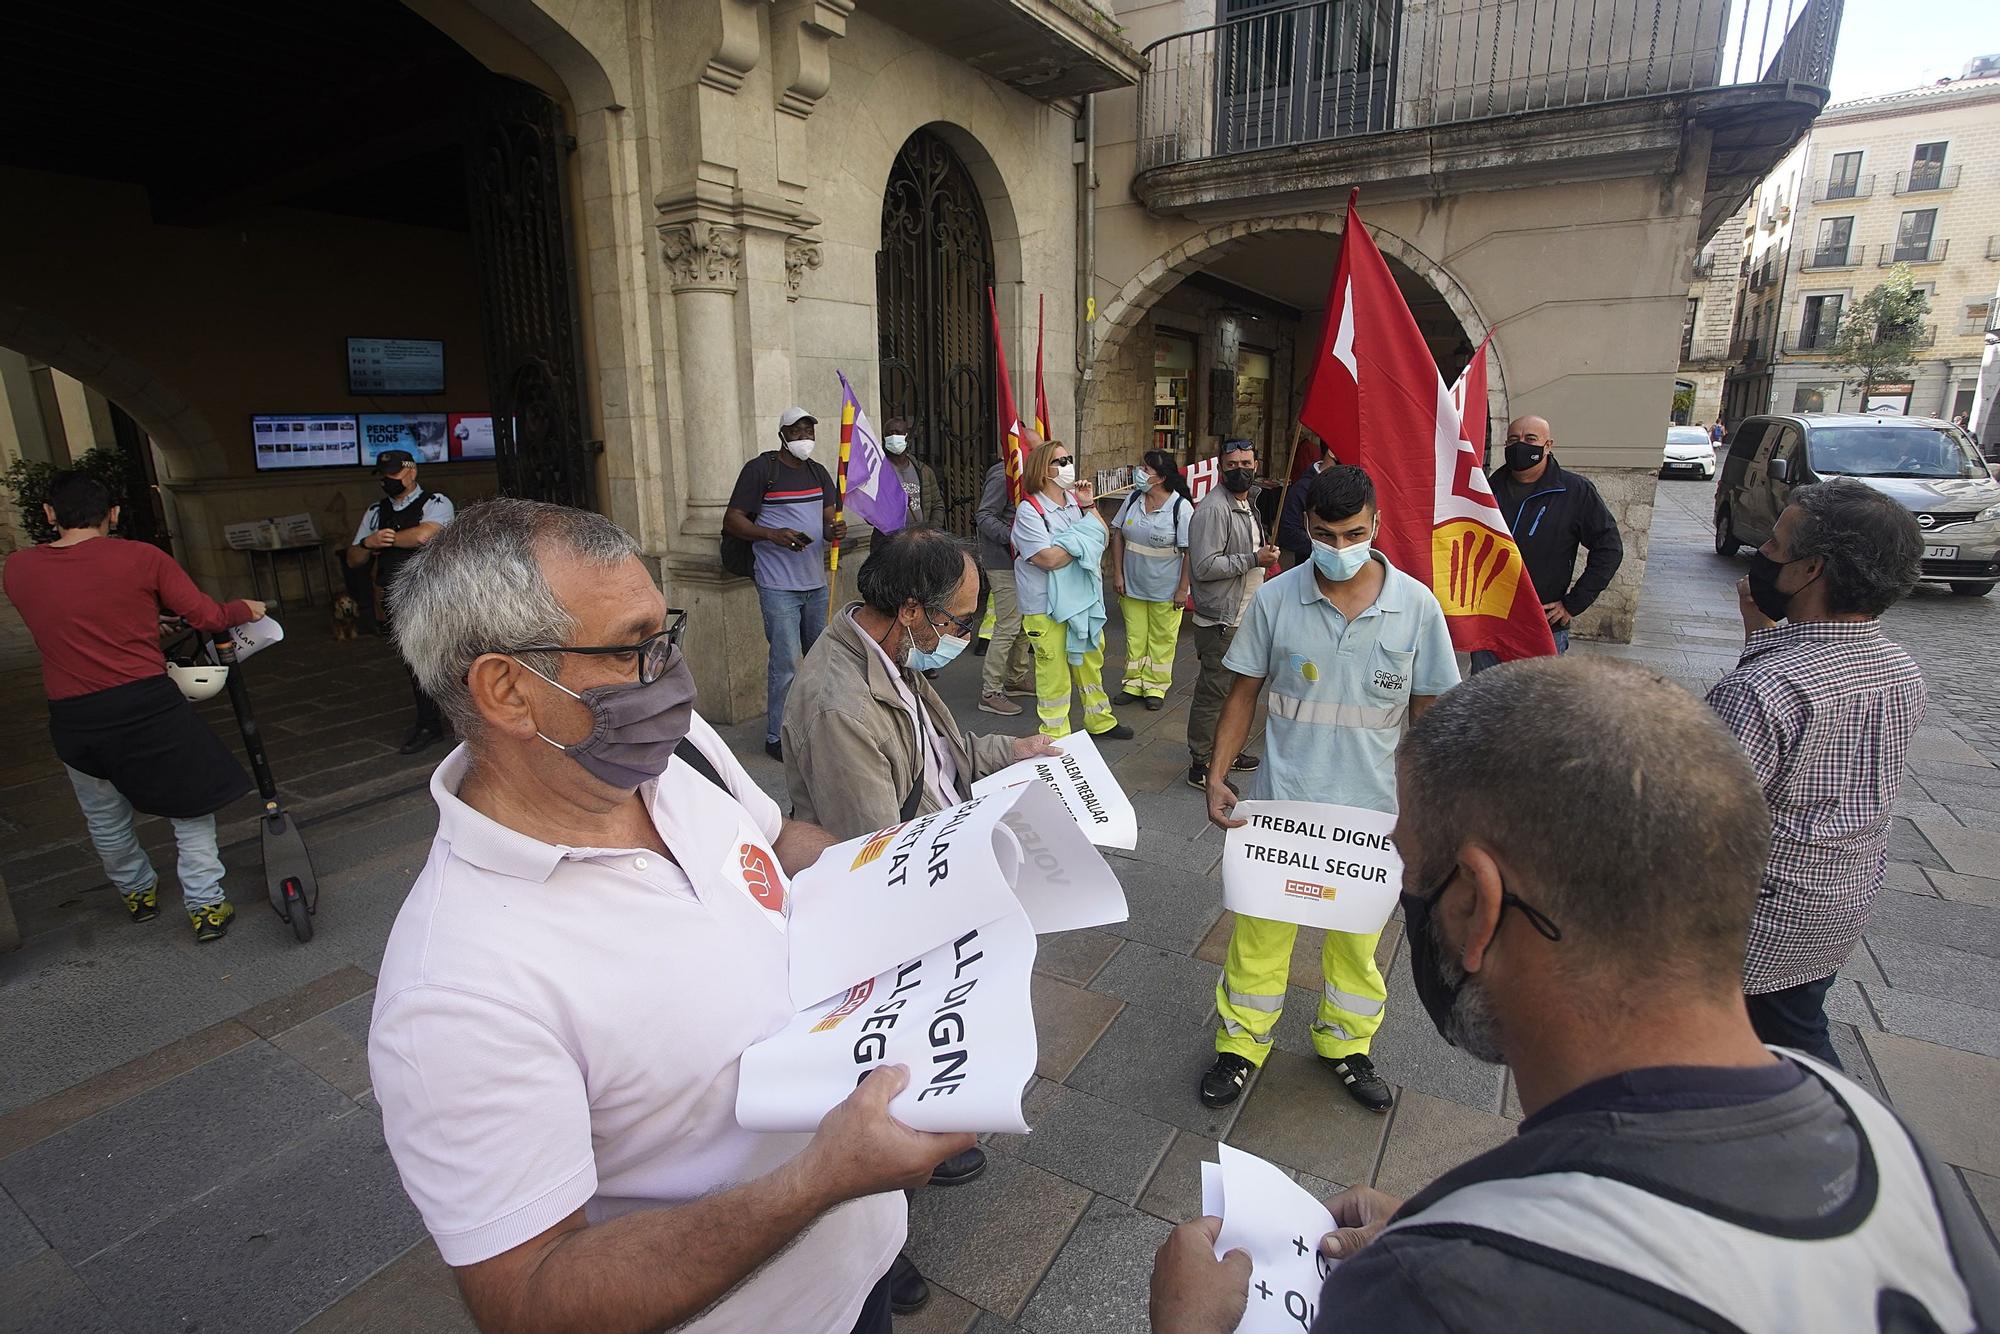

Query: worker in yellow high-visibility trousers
[1199,464,1460,1113]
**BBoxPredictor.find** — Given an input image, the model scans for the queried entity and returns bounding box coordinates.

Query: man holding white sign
[1202,465,1457,1113]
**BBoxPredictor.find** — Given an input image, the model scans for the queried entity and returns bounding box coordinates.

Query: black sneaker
[1144,697,1165,711]
[887,1252,930,1315]
[764,738,783,762]
[1096,723,1136,740]
[1230,753,1262,772]
[1326,1053,1393,1112]
[1187,762,1210,789]
[1111,690,1142,705]
[121,881,161,923]
[1199,1053,1256,1108]
[928,1144,987,1186]
[399,726,443,755]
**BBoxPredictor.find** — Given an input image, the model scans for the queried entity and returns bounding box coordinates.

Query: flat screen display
[347,337,445,396]
[360,412,449,464]
[252,414,360,471]
[447,412,497,460]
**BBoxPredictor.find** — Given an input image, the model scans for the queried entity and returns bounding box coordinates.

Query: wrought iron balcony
[1812,174,1873,202]
[1800,245,1862,271]
[1894,164,1960,195]
[1732,336,1765,363]
[1135,0,1843,171]
[1881,238,1948,266]
[1782,325,1840,354]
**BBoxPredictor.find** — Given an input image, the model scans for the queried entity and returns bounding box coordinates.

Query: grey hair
[855,525,976,616]
[1786,479,1922,617]
[1398,658,1770,989]
[387,498,642,738]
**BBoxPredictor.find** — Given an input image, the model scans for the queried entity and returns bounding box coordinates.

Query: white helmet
[167,663,229,703]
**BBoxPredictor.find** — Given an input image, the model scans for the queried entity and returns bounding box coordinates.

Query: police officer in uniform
[348,449,455,752]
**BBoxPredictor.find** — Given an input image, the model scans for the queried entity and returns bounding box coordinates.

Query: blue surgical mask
[884,434,908,455]
[1133,468,1153,490]
[906,624,970,672]
[1312,539,1372,582]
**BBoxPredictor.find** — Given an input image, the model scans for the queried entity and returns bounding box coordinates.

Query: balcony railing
[1895,165,1960,194]
[1812,174,1873,202]
[1881,238,1948,265]
[1732,336,1765,363]
[1987,235,2000,261]
[1783,325,1840,353]
[1800,245,1862,271]
[1692,252,1719,278]
[1136,0,1843,170]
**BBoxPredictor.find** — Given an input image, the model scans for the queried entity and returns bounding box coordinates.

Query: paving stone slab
[1910,820,2000,879]
[296,1238,475,1334]
[1358,948,1508,1114]
[1828,1024,1884,1100]
[1887,817,1945,869]
[1946,806,2000,835]
[1891,798,1961,827]
[1908,728,1989,766]
[1225,1048,1387,1187]
[1089,940,1221,1024]
[1030,974,1125,1083]
[1823,977,1874,1028]
[1859,1031,2000,1176]
[981,1078,1063,1161]
[890,1282,982,1334]
[273,1012,375,1101]
[1064,1005,1246,1139]
[1032,929,1121,987]
[1135,1130,1221,1225]
[1960,1169,2000,1248]
[0,1016,259,1154]
[1370,1089,1518,1200]
[1881,859,1938,896]
[1014,1084,1177,1205]
[238,965,377,1039]
[1841,939,1888,989]
[905,1153,1090,1321]
[0,1183,45,1270]
[1098,863,1226,957]
[1018,1195,1172,1334]
[1864,888,2000,961]
[1,1041,351,1259]
[78,1108,424,1334]
[1925,868,2000,910]
[1862,985,2000,1060]
[1864,935,2000,1014]
[1926,784,2000,815]
[1909,758,2000,787]
[0,1248,118,1334]
[969,1315,1028,1334]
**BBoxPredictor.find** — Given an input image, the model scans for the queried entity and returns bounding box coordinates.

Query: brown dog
[331,594,362,642]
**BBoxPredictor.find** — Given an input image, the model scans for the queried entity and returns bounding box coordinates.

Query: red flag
[1299,193,1555,663]
[1034,294,1051,440]
[1450,335,1492,465]
[988,287,1028,506]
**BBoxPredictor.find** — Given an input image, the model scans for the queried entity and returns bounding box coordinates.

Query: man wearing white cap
[725,407,846,760]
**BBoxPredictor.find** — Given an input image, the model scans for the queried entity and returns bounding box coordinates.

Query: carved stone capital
[783,236,823,300]
[659,219,744,292]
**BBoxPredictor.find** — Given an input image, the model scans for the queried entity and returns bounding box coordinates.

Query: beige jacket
[783,604,1017,839]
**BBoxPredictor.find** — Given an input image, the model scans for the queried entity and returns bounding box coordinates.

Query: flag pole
[830,393,853,619]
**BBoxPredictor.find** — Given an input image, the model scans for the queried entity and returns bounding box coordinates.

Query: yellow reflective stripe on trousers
[1226,988,1285,1013]
[1265,690,1405,731]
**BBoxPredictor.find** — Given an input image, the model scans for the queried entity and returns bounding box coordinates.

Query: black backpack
[720,453,782,579]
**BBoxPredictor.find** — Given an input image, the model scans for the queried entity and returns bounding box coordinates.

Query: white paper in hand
[971,731,1137,849]
[1220,800,1402,933]
[737,907,1037,1133]
[228,616,285,661]
[1212,1144,1338,1334]
[786,781,1126,1009]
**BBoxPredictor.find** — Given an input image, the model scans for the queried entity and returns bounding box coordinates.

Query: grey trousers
[1188,621,1236,763]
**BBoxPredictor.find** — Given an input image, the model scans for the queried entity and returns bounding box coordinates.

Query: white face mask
[785,437,816,460]
[883,434,908,455]
[1133,468,1154,490]
[1054,462,1078,489]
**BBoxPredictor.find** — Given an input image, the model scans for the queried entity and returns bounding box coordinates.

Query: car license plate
[1669,461,1697,470]
[1923,545,1959,560]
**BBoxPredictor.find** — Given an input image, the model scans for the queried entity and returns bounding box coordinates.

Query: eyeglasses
[929,606,980,640]
[1414,866,1563,942]
[487,609,688,684]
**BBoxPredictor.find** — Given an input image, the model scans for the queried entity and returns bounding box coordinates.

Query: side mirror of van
[1769,457,1793,484]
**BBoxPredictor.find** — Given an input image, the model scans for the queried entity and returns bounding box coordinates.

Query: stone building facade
[1679,201,1752,431]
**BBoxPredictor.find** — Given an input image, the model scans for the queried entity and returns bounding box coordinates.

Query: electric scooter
[210,634,319,942]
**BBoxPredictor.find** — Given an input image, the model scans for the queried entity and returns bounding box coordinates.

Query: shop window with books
[1153,331,1195,461]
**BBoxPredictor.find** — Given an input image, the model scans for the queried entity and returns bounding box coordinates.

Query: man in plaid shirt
[1706,479,1925,1066]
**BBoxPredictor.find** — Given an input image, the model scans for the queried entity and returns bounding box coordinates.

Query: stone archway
[1089,213,1507,447]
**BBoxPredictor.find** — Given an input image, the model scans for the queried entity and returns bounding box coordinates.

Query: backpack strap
[674,736,728,794]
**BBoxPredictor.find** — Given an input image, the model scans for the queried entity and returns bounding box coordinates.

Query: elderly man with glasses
[781,522,1063,1312]
[368,499,973,1334]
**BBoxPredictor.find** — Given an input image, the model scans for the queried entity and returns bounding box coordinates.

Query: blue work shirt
[1113,490,1192,604]
[1222,553,1459,814]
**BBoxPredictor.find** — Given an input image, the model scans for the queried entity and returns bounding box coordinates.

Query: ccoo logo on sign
[1283,879,1336,903]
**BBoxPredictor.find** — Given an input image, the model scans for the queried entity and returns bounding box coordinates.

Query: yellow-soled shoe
[188,900,235,943]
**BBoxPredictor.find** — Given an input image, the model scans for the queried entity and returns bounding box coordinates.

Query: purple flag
[837,371,911,533]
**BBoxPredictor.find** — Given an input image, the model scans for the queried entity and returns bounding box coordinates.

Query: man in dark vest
[348,449,455,752]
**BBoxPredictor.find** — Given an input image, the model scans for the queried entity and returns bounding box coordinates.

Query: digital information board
[252,414,361,471]
[347,337,445,396]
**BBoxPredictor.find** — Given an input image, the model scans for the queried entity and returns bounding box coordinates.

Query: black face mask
[1222,467,1256,494]
[1401,867,1563,1049]
[1503,442,1545,472]
[380,476,408,498]
[1746,551,1815,623]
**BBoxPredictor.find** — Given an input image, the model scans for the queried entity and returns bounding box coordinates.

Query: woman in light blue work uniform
[1108,449,1193,710]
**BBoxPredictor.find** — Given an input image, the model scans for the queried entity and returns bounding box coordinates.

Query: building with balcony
[1086,0,1839,640]
[1679,200,1752,429]
[0,0,1144,719]
[1721,59,2000,423]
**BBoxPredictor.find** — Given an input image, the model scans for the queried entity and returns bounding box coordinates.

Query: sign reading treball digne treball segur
[1221,800,1403,933]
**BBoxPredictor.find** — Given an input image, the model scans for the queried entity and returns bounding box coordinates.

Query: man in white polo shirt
[369,498,972,1334]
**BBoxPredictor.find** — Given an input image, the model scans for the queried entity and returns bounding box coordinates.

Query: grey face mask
[515,649,697,790]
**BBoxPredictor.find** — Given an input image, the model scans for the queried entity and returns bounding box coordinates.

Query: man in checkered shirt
[1706,478,1925,1067]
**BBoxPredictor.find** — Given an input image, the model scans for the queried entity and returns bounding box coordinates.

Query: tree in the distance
[1824,265,1932,406]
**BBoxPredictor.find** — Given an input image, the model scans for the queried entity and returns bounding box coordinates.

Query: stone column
[658,217,745,532]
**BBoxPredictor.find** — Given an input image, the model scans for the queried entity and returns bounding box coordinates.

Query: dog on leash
[331,594,362,641]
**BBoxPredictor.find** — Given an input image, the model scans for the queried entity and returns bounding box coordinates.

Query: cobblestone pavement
[1,479,1995,1332]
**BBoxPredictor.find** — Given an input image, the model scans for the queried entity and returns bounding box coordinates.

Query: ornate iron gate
[876,130,995,536]
[462,77,597,510]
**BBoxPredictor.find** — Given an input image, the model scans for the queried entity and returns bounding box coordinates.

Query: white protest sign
[971,731,1136,849]
[1221,800,1402,933]
[786,780,1126,1009]
[228,616,285,662]
[737,907,1037,1133]
[1211,1144,1339,1334]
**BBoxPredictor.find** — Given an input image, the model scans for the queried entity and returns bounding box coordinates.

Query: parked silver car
[1663,425,1717,479]
[1713,413,2000,597]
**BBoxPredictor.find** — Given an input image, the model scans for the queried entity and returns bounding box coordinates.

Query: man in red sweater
[3,472,267,941]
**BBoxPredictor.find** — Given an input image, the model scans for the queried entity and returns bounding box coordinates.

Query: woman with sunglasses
[1010,439,1134,743]
[1108,449,1194,711]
